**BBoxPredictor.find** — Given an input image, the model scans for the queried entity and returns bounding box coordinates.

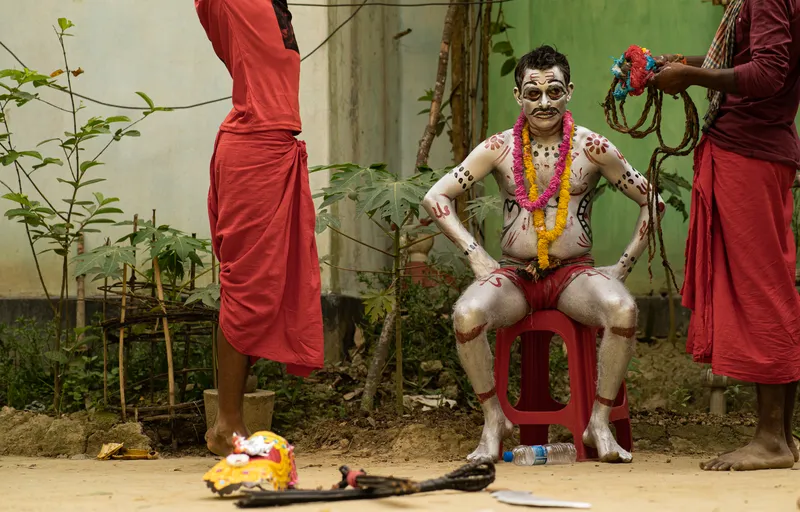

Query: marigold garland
[514,113,575,269]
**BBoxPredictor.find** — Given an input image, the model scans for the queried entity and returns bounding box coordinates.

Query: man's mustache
[530,108,560,116]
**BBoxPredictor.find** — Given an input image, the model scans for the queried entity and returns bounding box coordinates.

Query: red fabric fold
[208,131,324,376]
[683,138,800,384]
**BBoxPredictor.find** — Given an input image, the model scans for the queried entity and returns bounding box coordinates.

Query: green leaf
[660,171,692,191]
[151,232,207,262]
[73,244,136,279]
[464,195,502,224]
[57,18,75,31]
[2,192,29,205]
[666,195,689,222]
[93,207,123,215]
[356,173,428,227]
[57,178,79,188]
[44,350,69,364]
[315,210,342,234]
[492,41,513,56]
[19,151,43,160]
[77,177,106,189]
[105,116,131,124]
[135,92,155,109]
[362,288,395,323]
[32,157,64,171]
[79,161,103,173]
[123,130,141,138]
[1,150,19,166]
[501,57,517,77]
[186,283,221,310]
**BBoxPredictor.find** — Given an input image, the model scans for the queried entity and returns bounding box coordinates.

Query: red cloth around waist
[208,130,323,376]
[683,138,800,384]
[492,255,595,311]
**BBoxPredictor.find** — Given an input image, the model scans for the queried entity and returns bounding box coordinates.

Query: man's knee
[453,299,489,344]
[603,293,638,337]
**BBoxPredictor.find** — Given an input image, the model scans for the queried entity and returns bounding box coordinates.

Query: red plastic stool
[494,310,632,461]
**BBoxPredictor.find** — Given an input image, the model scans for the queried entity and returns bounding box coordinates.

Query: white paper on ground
[491,490,591,509]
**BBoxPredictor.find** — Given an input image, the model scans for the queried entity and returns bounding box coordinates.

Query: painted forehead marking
[524,70,564,87]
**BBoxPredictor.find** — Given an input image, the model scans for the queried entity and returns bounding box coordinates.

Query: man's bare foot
[701,437,795,471]
[205,423,249,457]
[468,415,514,462]
[583,420,632,463]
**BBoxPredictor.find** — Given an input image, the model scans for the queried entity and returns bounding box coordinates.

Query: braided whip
[236,460,496,508]
[604,46,700,290]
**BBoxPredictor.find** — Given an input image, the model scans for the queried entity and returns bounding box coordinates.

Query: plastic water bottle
[502,443,577,466]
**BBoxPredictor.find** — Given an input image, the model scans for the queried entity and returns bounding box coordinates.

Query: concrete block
[203,389,275,434]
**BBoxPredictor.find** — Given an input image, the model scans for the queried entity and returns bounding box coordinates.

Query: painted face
[514,67,573,134]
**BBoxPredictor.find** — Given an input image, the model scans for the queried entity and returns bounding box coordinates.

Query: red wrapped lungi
[208,132,324,376]
[682,138,800,384]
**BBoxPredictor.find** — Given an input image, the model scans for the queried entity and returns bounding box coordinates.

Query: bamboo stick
[118,263,129,421]
[152,258,176,419]
[102,238,109,407]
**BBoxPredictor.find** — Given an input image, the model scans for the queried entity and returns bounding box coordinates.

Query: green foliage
[491,9,518,77]
[595,169,692,222]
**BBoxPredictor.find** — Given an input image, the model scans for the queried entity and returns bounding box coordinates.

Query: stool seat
[494,310,632,461]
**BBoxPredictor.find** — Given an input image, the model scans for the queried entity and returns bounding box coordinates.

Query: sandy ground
[1,452,798,512]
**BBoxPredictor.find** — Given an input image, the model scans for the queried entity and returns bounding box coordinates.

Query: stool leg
[518,332,553,446]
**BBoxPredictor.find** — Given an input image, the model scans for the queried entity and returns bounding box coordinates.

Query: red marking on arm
[577,233,591,248]
[433,203,451,219]
[614,149,628,164]
[456,323,487,344]
[658,201,665,214]
[636,182,647,196]
[639,220,648,240]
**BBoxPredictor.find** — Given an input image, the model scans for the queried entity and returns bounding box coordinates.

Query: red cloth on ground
[208,131,323,376]
[492,255,595,311]
[682,138,800,384]
[195,0,302,134]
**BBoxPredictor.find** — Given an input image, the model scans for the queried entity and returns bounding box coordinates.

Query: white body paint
[422,65,665,463]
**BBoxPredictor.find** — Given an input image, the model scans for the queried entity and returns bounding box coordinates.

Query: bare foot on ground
[467,415,513,462]
[701,438,795,471]
[583,421,632,463]
[205,424,249,457]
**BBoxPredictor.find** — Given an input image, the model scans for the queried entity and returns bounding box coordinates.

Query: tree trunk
[415,2,458,169]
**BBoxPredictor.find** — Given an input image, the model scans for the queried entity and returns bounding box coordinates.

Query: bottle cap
[502,451,513,463]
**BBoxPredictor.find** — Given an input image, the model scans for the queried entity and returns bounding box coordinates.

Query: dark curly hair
[514,45,571,89]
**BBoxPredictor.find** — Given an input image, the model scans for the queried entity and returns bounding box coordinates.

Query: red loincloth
[492,255,595,311]
[682,138,800,384]
[208,131,324,376]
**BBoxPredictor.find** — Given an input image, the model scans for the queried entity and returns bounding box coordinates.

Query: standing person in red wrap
[646,0,800,470]
[195,0,324,456]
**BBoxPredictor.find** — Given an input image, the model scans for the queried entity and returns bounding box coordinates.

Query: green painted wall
[486,0,722,294]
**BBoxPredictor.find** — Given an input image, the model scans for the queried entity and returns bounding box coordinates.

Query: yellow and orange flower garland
[519,117,574,269]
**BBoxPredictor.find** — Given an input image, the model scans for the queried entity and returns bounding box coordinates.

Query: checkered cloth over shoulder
[701,0,744,131]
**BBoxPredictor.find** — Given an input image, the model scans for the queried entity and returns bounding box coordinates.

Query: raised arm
[422,133,508,279]
[652,0,792,96]
[589,136,665,281]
